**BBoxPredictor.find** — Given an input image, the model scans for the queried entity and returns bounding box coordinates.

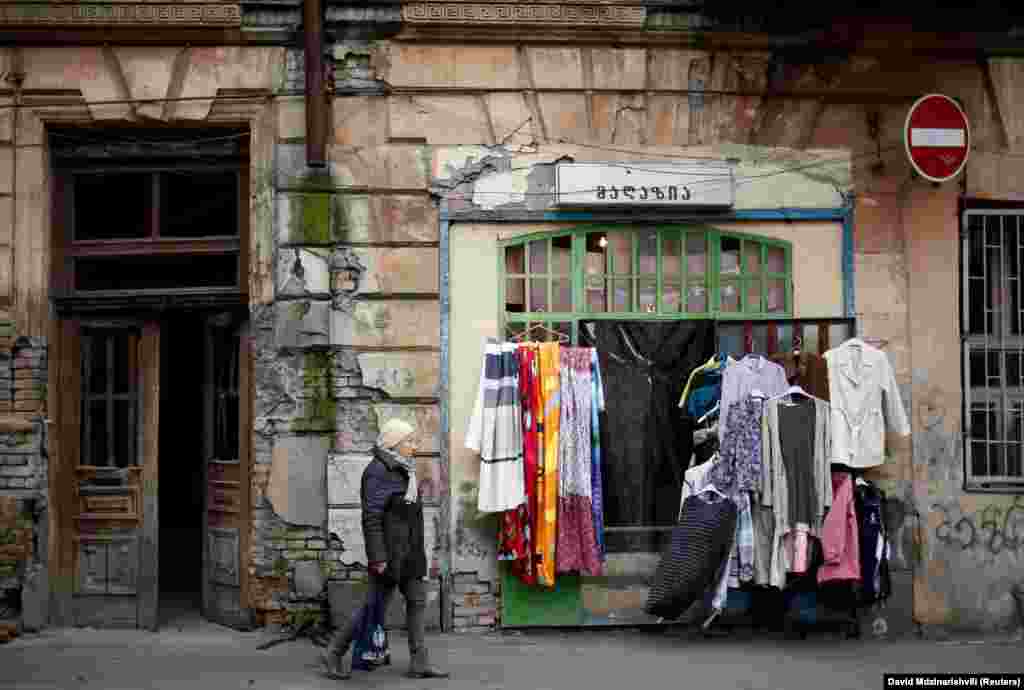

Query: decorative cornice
[0,2,241,26]
[402,1,645,27]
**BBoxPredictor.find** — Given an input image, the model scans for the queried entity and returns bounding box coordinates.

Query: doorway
[158,313,207,627]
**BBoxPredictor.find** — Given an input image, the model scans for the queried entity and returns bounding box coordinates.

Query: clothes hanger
[696,401,720,425]
[767,384,820,404]
[511,323,570,344]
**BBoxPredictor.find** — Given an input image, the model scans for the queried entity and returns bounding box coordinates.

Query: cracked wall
[266,40,1024,634]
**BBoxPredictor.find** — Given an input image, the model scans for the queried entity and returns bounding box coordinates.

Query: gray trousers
[329,573,426,657]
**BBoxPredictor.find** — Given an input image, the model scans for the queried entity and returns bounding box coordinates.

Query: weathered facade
[2,1,1024,637]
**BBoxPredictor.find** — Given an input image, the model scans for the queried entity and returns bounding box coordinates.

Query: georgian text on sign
[555,162,735,208]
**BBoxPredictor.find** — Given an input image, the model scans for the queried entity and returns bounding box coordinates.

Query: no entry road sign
[904,93,971,183]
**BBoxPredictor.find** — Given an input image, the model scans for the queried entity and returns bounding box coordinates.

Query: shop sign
[904,94,970,183]
[554,162,735,208]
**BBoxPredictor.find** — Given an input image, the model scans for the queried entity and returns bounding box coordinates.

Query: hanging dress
[499,344,540,584]
[535,342,561,587]
[589,349,607,561]
[556,347,602,576]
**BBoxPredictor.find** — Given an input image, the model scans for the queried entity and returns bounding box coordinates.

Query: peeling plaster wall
[264,42,1024,634]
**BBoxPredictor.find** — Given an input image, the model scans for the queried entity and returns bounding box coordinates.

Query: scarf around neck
[375,445,419,504]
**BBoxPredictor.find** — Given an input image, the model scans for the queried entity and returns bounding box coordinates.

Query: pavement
[2,616,1024,690]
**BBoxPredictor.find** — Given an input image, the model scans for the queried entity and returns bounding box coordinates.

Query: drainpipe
[303,0,326,168]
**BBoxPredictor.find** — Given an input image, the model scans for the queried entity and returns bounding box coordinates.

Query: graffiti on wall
[932,497,1024,557]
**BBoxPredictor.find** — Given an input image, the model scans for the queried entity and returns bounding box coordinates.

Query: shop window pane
[585,233,608,276]
[529,240,548,274]
[803,325,819,355]
[639,280,656,312]
[687,284,707,313]
[114,400,136,468]
[505,245,526,274]
[966,217,984,279]
[74,173,150,240]
[720,280,740,312]
[161,171,239,238]
[721,237,741,276]
[609,232,631,275]
[505,278,525,313]
[87,335,108,395]
[88,400,108,467]
[776,323,794,353]
[586,277,607,313]
[663,234,681,278]
[745,281,762,313]
[505,322,526,340]
[552,235,572,275]
[74,254,238,291]
[529,278,548,312]
[638,229,657,275]
[662,284,681,312]
[552,279,572,313]
[766,278,786,313]
[612,280,632,312]
[686,234,707,276]
[971,441,988,477]
[767,246,786,274]
[829,323,852,350]
[967,278,985,334]
[552,322,572,343]
[113,333,134,394]
[744,242,762,275]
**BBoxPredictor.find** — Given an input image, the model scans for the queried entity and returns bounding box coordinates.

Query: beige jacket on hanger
[824,338,911,469]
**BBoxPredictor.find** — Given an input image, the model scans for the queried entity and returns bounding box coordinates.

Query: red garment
[818,472,861,584]
[501,345,541,585]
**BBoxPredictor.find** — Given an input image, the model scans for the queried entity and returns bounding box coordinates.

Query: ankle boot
[406,648,450,679]
[321,647,352,680]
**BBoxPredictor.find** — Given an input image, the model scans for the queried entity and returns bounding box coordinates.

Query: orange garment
[536,342,561,587]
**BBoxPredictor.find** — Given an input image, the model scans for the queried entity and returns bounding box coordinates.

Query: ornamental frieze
[402,2,645,26]
[0,3,241,26]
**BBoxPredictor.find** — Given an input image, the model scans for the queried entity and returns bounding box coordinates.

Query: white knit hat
[377,418,416,449]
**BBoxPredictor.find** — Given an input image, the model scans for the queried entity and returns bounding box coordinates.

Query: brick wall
[0,324,48,633]
[451,573,499,631]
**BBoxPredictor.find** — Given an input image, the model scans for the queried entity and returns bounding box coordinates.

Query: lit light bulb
[598,236,608,248]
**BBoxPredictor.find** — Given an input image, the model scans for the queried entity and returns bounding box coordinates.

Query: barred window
[962,210,1024,490]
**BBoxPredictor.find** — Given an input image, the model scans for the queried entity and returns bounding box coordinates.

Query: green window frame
[500,225,792,342]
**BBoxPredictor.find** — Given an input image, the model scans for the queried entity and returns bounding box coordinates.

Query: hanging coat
[579,320,717,528]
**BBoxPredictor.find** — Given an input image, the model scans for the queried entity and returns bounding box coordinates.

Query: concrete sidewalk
[2,619,1023,690]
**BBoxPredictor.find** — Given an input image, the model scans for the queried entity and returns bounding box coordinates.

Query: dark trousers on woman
[328,573,427,661]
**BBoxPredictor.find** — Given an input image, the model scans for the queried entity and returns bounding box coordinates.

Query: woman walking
[323,418,450,680]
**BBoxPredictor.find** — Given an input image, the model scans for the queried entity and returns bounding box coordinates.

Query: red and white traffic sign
[904,93,971,183]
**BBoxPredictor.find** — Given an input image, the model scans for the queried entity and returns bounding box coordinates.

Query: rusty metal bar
[304,0,326,168]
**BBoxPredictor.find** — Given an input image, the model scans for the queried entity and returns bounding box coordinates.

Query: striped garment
[589,349,607,561]
[466,339,526,513]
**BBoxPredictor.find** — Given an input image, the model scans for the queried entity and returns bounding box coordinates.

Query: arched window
[501,225,792,341]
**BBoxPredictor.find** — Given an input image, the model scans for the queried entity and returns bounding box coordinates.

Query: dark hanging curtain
[579,320,717,529]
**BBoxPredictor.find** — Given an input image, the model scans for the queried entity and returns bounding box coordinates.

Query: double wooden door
[50,315,250,630]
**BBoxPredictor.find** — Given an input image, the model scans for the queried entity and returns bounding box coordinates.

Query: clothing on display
[467,337,608,588]
[466,339,526,513]
[556,347,602,576]
[770,351,831,401]
[824,338,911,468]
[579,320,717,527]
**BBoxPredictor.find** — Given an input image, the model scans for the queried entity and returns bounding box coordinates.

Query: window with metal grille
[962,209,1024,491]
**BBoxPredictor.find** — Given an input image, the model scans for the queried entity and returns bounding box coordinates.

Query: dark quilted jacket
[362,448,427,583]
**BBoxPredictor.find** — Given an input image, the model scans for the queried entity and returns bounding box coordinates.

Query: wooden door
[53,319,160,629]
[201,314,252,628]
